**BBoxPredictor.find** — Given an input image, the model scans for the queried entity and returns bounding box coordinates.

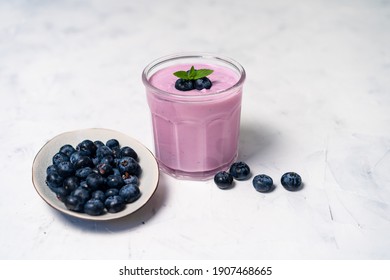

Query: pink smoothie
[144,61,244,179]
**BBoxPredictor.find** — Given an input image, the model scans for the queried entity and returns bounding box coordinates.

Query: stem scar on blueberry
[173,66,213,91]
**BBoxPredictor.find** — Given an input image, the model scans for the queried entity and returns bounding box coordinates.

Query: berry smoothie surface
[149,63,239,95]
[145,62,244,179]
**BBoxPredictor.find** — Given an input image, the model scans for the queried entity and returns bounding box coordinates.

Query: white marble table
[1,0,390,260]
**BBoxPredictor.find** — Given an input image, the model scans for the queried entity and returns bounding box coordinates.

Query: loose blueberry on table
[252,174,274,193]
[281,172,302,191]
[173,66,214,92]
[214,171,234,189]
[229,161,251,181]
[45,138,142,216]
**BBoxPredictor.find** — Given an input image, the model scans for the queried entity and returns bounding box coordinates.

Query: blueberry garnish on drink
[173,66,213,91]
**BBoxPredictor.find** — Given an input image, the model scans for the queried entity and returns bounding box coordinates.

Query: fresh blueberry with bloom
[281,172,302,191]
[119,184,141,203]
[46,164,57,175]
[106,139,120,149]
[64,195,84,212]
[100,155,115,166]
[105,188,119,197]
[123,175,139,187]
[93,140,105,149]
[56,161,75,177]
[252,174,274,193]
[106,174,125,189]
[46,172,64,189]
[52,152,69,165]
[120,146,138,161]
[70,153,93,169]
[96,145,113,159]
[75,166,93,179]
[214,171,234,189]
[194,77,212,90]
[118,157,141,177]
[62,176,79,192]
[84,199,105,216]
[76,139,97,157]
[175,79,194,91]
[86,173,106,191]
[91,190,106,202]
[71,186,91,204]
[96,163,113,177]
[229,161,251,180]
[59,144,76,157]
[105,195,125,213]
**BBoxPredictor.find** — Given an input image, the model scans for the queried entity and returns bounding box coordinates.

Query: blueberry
[214,171,234,189]
[71,186,91,204]
[70,151,82,165]
[75,167,93,179]
[93,140,105,149]
[74,155,93,169]
[59,144,76,157]
[105,195,125,213]
[76,139,97,157]
[281,172,302,191]
[96,163,113,177]
[96,146,113,159]
[194,77,212,90]
[106,174,125,189]
[252,174,274,193]
[175,79,194,91]
[56,161,75,177]
[119,184,141,203]
[52,152,69,165]
[54,187,70,202]
[86,173,106,190]
[100,155,115,166]
[120,146,138,161]
[46,172,64,188]
[229,162,251,180]
[84,199,105,216]
[105,188,119,197]
[62,176,80,192]
[111,146,121,159]
[92,157,100,166]
[64,195,84,212]
[123,175,139,187]
[91,190,106,202]
[118,157,141,177]
[46,164,57,175]
[106,139,120,149]
[112,168,121,176]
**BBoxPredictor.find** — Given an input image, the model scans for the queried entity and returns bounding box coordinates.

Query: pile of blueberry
[214,161,302,192]
[45,139,142,216]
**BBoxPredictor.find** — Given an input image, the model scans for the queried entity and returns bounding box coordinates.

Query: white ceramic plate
[32,128,159,221]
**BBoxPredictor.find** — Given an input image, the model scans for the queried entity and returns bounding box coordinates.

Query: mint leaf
[188,66,196,79]
[173,66,214,80]
[194,69,214,80]
[173,71,189,79]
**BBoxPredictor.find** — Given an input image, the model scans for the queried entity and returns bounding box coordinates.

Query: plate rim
[32,128,159,221]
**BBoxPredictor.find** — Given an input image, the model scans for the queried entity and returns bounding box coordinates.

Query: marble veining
[1,0,390,259]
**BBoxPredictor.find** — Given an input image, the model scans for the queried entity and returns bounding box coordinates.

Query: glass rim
[142,52,246,101]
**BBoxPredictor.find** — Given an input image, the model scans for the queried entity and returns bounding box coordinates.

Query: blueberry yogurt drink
[142,53,246,180]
